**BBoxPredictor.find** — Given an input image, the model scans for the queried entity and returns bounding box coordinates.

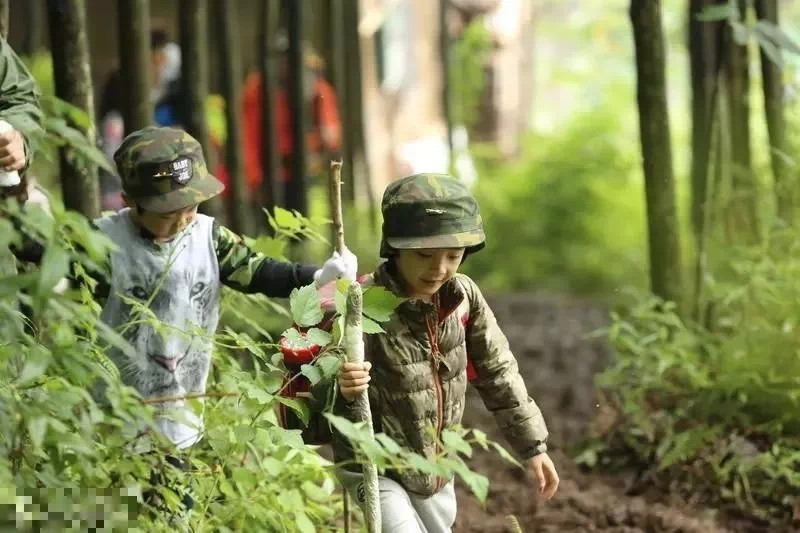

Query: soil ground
[452,294,794,533]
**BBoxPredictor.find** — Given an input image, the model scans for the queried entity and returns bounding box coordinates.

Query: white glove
[314,246,358,287]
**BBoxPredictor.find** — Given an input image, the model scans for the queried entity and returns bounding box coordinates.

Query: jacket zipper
[426,295,445,493]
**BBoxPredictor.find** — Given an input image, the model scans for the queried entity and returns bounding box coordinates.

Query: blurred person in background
[237,38,341,204]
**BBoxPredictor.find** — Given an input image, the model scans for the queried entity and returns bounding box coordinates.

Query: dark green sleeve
[213,221,318,297]
[8,215,110,301]
[459,274,549,459]
[0,38,43,167]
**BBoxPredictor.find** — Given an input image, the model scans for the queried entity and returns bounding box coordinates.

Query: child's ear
[121,193,135,209]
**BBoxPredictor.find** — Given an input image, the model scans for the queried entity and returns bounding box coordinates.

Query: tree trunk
[331,0,354,206]
[347,0,377,231]
[440,0,453,168]
[47,0,100,219]
[723,0,760,243]
[314,0,334,82]
[755,0,791,224]
[630,0,683,307]
[688,0,724,241]
[215,0,253,235]
[22,1,44,55]
[117,0,152,133]
[179,0,225,221]
[259,0,280,217]
[284,0,308,216]
[0,0,8,40]
[688,0,724,321]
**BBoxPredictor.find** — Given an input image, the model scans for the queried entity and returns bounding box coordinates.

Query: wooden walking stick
[344,282,381,533]
[329,160,381,532]
[329,160,345,253]
[329,160,352,532]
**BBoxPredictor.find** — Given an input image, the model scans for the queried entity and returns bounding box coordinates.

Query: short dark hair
[150,29,170,50]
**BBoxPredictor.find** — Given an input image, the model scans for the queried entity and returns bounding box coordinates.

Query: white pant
[339,471,458,533]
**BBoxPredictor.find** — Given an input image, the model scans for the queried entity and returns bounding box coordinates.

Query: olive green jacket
[333,263,549,497]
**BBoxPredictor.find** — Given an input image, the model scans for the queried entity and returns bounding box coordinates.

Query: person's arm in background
[0,38,43,172]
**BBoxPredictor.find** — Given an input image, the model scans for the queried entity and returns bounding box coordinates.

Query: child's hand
[528,453,559,500]
[0,126,26,172]
[338,361,371,402]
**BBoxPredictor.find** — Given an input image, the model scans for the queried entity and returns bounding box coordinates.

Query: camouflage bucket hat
[114,126,224,213]
[380,173,485,258]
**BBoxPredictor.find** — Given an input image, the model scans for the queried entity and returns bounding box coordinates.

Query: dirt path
[452,294,783,533]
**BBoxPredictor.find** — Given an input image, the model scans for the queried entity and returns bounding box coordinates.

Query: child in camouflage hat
[334,173,559,532]
[10,126,357,514]
[96,126,356,448]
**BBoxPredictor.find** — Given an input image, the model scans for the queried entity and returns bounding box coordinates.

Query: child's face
[395,248,465,301]
[125,196,198,241]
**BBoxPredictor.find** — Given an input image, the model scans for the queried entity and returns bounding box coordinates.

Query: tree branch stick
[344,282,381,532]
[329,160,345,253]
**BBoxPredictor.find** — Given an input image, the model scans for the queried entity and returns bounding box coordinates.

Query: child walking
[11,126,358,512]
[334,173,559,532]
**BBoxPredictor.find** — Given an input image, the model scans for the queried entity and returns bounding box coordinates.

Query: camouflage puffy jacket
[333,262,549,497]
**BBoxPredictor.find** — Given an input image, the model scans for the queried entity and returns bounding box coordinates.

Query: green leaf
[277,396,310,425]
[455,463,489,503]
[28,417,47,448]
[17,352,50,387]
[282,328,314,349]
[232,467,258,489]
[251,235,288,260]
[362,287,404,322]
[295,511,316,533]
[245,386,273,405]
[376,433,404,455]
[274,207,302,231]
[306,328,332,347]
[290,285,324,327]
[333,315,345,344]
[731,21,750,46]
[36,244,69,298]
[491,442,522,468]
[316,355,341,379]
[278,488,304,509]
[471,429,489,450]
[363,316,385,334]
[324,414,365,443]
[335,279,350,315]
[262,457,285,477]
[218,478,236,499]
[406,453,448,477]
[269,427,305,449]
[696,3,736,22]
[442,430,473,457]
[754,20,800,55]
[301,480,332,502]
[301,364,323,386]
[0,272,37,298]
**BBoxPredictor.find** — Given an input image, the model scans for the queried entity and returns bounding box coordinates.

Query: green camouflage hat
[380,173,485,258]
[113,126,224,213]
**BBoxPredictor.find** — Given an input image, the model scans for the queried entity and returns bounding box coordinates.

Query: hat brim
[386,228,485,251]
[135,174,225,214]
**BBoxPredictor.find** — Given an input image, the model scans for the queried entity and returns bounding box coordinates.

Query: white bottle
[0,119,21,187]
